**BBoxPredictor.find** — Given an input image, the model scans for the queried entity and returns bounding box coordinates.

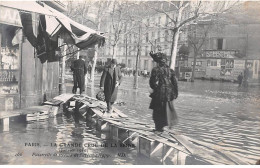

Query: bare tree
[148,0,239,70]
[108,1,140,59]
[67,0,111,92]
[123,2,153,89]
[188,21,212,82]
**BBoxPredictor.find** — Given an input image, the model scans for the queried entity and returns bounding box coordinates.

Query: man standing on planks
[70,55,88,94]
[100,59,122,117]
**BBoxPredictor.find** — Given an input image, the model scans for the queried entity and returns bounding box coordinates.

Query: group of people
[71,52,179,133]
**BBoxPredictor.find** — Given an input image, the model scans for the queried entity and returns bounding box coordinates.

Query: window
[255,61,258,74]
[129,34,132,43]
[146,33,149,42]
[211,60,217,66]
[151,32,154,39]
[128,59,132,68]
[145,46,148,56]
[165,30,168,42]
[217,38,223,50]
[166,16,169,25]
[147,18,150,26]
[191,61,202,66]
[129,46,132,55]
[144,60,148,70]
[0,25,20,94]
[157,31,160,42]
[207,60,217,66]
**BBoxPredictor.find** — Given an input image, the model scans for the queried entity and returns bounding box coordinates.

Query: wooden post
[138,136,155,158]
[59,39,67,94]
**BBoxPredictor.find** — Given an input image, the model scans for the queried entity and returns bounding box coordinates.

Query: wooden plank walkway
[65,93,249,165]
[1,93,251,165]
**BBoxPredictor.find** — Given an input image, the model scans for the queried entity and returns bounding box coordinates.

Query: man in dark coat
[237,72,243,87]
[149,51,178,132]
[71,56,87,94]
[100,59,122,115]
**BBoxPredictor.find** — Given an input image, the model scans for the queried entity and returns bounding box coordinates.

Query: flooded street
[0,110,156,165]
[0,75,259,164]
[87,75,260,164]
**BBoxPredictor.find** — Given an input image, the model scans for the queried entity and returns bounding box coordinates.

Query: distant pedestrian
[70,56,88,94]
[149,51,178,132]
[243,67,249,87]
[100,59,122,116]
[237,72,243,87]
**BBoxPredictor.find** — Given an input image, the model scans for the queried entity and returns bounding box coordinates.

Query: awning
[0,1,55,16]
[43,3,105,49]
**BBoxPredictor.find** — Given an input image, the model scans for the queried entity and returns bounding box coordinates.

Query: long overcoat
[100,66,122,102]
[149,65,178,129]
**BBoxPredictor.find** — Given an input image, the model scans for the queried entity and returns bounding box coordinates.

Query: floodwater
[88,75,260,164]
[0,74,259,165]
[0,110,156,165]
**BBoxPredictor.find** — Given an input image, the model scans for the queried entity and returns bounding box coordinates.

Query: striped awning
[43,3,105,49]
[0,1,54,16]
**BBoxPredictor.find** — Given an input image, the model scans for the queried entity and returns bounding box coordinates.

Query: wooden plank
[169,133,233,164]
[91,108,104,117]
[43,99,63,106]
[177,151,188,165]
[53,93,75,102]
[113,108,128,118]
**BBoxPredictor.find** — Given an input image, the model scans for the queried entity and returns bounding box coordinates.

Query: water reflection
[0,111,157,165]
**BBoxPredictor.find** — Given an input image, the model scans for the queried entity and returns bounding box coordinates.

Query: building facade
[98,9,189,74]
[187,21,260,82]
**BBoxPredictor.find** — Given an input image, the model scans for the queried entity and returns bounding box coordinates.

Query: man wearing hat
[70,55,88,94]
[149,51,178,132]
[100,59,122,116]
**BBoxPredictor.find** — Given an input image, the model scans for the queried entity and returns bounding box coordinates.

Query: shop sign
[0,6,22,27]
[234,60,245,69]
[204,50,236,58]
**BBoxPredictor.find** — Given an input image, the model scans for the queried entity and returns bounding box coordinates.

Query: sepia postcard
[0,0,259,165]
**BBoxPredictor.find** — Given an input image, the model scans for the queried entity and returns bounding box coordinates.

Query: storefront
[0,2,105,111]
[0,6,23,110]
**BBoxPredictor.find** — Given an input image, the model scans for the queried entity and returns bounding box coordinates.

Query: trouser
[72,74,77,94]
[106,101,114,112]
[72,70,85,94]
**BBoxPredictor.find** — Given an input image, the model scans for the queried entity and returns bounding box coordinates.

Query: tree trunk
[112,43,117,59]
[133,49,140,89]
[125,38,128,67]
[60,44,67,94]
[191,50,197,82]
[170,5,184,70]
[134,26,142,89]
[170,28,180,70]
[91,46,98,94]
